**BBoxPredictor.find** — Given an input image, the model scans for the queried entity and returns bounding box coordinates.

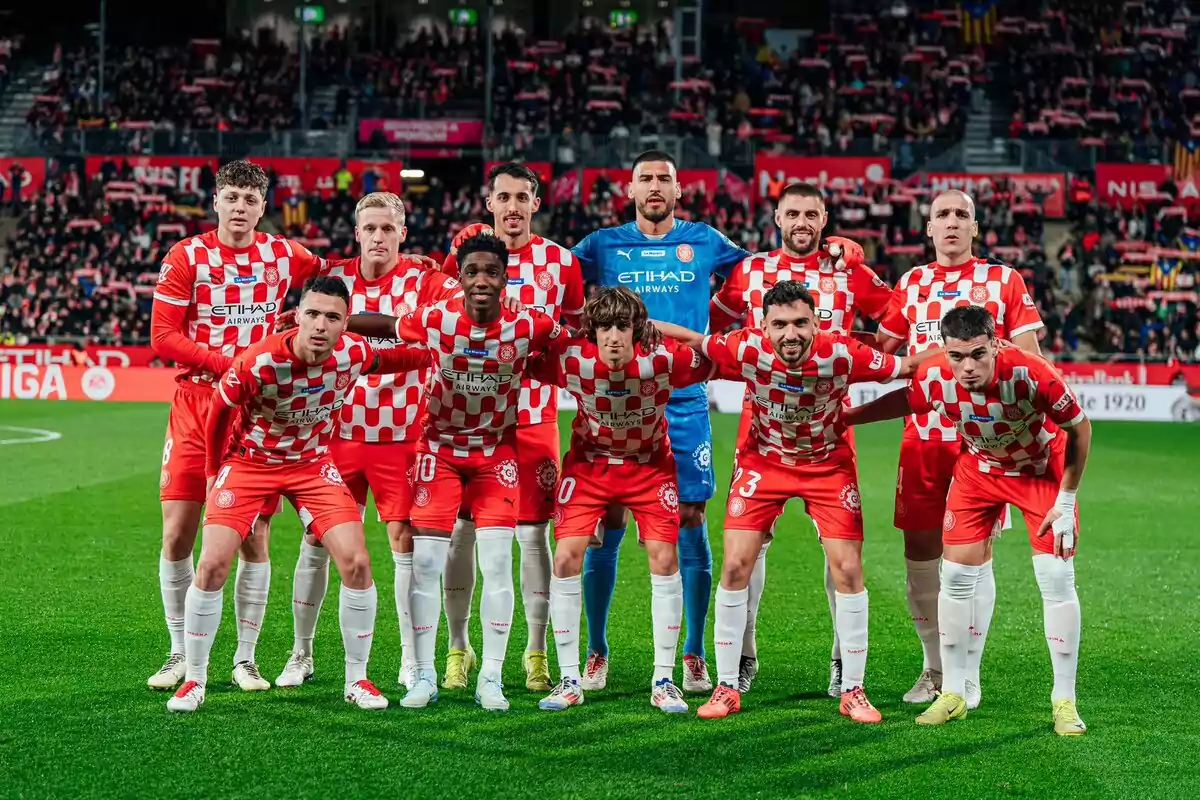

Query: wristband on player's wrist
[1053,488,1077,514]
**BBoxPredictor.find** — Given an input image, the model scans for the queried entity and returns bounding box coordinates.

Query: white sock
[549,574,582,682]
[393,552,414,664]
[743,543,770,660]
[1034,555,1080,703]
[824,554,841,661]
[412,536,450,676]
[233,559,270,665]
[183,585,222,686]
[291,542,329,656]
[443,518,477,651]
[714,585,749,687]
[939,561,981,697]
[835,590,869,691]
[966,559,996,688]
[516,522,552,653]
[339,583,377,686]
[651,571,684,684]
[159,554,193,654]
[906,558,942,672]
[476,526,515,683]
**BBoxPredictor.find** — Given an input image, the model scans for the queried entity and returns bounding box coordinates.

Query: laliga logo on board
[80,367,116,401]
[970,286,990,304]
[676,244,695,263]
[264,266,281,287]
[535,270,555,290]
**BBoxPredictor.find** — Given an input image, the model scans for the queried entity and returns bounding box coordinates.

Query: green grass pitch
[1,400,1198,799]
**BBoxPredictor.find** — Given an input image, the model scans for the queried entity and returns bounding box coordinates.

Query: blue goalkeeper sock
[582,527,626,658]
[678,523,713,659]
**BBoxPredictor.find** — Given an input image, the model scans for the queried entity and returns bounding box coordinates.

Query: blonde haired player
[276,192,462,690]
[876,189,1044,709]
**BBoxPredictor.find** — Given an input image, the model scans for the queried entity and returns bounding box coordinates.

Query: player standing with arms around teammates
[570,149,752,692]
[275,192,462,691]
[528,288,715,713]
[149,160,326,693]
[876,189,1044,708]
[656,281,935,722]
[847,306,1090,736]
[167,277,431,712]
[351,234,565,711]
[439,163,585,693]
[709,181,891,695]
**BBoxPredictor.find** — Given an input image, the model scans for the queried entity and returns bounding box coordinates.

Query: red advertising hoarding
[1053,361,1200,387]
[922,172,1067,218]
[0,157,49,198]
[359,119,484,147]
[0,364,177,402]
[0,345,161,368]
[752,155,891,204]
[1094,163,1200,209]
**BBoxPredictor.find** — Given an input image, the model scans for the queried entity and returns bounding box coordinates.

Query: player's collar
[932,255,979,274]
[776,248,819,268]
[637,218,676,241]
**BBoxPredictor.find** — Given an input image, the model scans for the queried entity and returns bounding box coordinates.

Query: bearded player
[275,192,462,691]
[528,287,715,713]
[876,189,1044,709]
[847,306,1090,736]
[439,163,584,693]
[166,276,431,712]
[570,149,752,693]
[351,233,564,711]
[149,160,327,693]
[709,181,891,695]
[655,281,937,722]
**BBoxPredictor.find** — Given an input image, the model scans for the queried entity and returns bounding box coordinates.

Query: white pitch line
[0,426,63,446]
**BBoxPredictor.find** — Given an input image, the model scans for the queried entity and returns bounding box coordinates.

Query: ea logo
[335,373,351,390]
[728,496,746,517]
[264,266,281,287]
[215,489,236,509]
[819,276,837,294]
[676,244,694,263]
[943,510,957,532]
[535,271,555,290]
[498,343,517,363]
[970,286,989,304]
[80,367,116,401]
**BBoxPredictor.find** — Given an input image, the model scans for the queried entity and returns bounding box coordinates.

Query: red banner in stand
[359,119,484,146]
[0,344,162,368]
[0,364,178,402]
[0,157,49,198]
[922,172,1067,218]
[1092,163,1196,209]
[752,155,891,203]
[84,156,218,193]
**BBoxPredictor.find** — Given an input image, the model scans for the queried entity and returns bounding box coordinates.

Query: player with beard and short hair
[653,280,938,722]
[709,181,891,695]
[568,149,752,694]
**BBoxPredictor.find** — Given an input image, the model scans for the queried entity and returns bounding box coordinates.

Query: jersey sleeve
[906,363,936,415]
[876,285,911,340]
[844,335,903,384]
[289,240,326,283]
[529,309,565,353]
[710,258,750,328]
[152,244,196,307]
[699,329,745,375]
[560,254,586,321]
[668,342,717,388]
[1032,358,1086,428]
[850,264,893,322]
[395,308,432,345]
[705,226,752,279]
[525,349,566,387]
[571,233,599,282]
[216,357,257,408]
[150,246,231,375]
[417,270,462,305]
[1000,270,1044,338]
[440,252,460,278]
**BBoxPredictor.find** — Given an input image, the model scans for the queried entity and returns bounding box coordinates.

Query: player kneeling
[847,305,1090,736]
[656,281,935,722]
[167,277,429,713]
[528,288,715,712]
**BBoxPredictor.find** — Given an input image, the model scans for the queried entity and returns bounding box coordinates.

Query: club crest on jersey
[335,373,351,390]
[658,482,679,512]
[815,378,835,394]
[943,510,957,532]
[839,485,862,514]
[495,459,520,488]
[1022,292,1036,308]
[970,286,990,304]
[413,485,431,507]
[536,459,558,491]
[676,244,694,263]
[693,441,712,469]
[320,463,345,486]
[819,276,837,294]
[395,302,413,317]
[640,380,658,398]
[1004,405,1025,421]
[215,489,236,509]
[160,469,171,489]
[264,266,281,287]
[535,270,555,290]
[497,343,517,363]
[728,496,746,517]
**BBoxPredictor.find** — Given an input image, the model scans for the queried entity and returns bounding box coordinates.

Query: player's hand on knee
[451,222,494,254]
[1036,509,1077,560]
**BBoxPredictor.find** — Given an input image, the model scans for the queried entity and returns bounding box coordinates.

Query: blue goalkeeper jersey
[572,219,750,400]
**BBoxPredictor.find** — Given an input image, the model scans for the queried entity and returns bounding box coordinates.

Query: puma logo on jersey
[617,249,633,260]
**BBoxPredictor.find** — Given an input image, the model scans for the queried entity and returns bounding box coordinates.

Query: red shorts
[330,437,418,523]
[204,457,360,540]
[725,446,864,541]
[894,427,961,531]
[461,421,559,523]
[410,440,520,532]
[553,450,679,545]
[160,383,213,503]
[943,446,1076,556]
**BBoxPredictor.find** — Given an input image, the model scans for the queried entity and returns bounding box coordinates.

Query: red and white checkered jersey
[878,258,1044,441]
[444,235,585,425]
[713,249,891,334]
[908,345,1085,477]
[217,330,380,465]
[703,328,902,465]
[153,230,324,387]
[529,337,714,464]
[323,257,462,443]
[395,298,563,457]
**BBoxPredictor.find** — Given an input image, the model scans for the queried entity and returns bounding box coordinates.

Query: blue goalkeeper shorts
[665,394,715,505]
